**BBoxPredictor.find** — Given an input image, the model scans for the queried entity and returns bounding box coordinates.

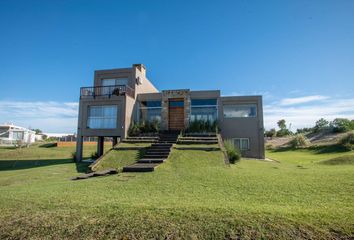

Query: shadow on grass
[270,144,350,154]
[38,143,58,148]
[0,158,89,173]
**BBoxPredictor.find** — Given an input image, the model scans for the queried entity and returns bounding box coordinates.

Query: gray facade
[76,64,265,161]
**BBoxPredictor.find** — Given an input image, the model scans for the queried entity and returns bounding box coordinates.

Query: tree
[31,129,42,134]
[277,119,286,130]
[330,118,353,133]
[296,127,312,134]
[313,118,329,133]
[276,119,291,137]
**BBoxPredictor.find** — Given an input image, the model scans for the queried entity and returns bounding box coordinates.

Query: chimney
[133,63,146,77]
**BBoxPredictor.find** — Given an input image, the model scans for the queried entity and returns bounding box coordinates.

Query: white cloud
[264,97,354,131]
[279,95,329,106]
[0,101,78,133]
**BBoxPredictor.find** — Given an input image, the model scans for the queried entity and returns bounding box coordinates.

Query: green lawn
[92,142,151,171]
[0,143,353,239]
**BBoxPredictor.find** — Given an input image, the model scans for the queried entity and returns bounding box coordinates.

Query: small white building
[0,123,36,146]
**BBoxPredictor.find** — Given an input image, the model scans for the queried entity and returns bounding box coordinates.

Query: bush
[128,122,141,136]
[224,139,241,164]
[265,144,275,150]
[296,128,313,134]
[187,120,219,133]
[330,118,354,133]
[289,134,310,148]
[276,129,292,137]
[338,131,354,150]
[71,152,77,161]
[90,151,99,159]
[265,128,276,138]
[128,120,161,136]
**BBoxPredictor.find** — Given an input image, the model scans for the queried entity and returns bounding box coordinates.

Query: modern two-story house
[76,64,265,161]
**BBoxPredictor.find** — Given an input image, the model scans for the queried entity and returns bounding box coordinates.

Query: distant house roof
[43,133,73,138]
[0,123,35,133]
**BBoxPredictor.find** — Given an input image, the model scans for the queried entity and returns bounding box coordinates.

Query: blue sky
[0,0,353,133]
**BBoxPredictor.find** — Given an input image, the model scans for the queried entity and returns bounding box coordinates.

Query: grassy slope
[0,144,353,239]
[92,142,151,171]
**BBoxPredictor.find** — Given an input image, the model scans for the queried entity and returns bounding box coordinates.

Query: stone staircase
[123,131,179,172]
[177,133,218,144]
[122,136,158,143]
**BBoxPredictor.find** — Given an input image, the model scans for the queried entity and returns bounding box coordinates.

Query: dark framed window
[138,101,162,122]
[223,104,257,118]
[87,105,118,129]
[169,100,184,107]
[191,99,218,122]
[233,138,250,150]
[141,100,161,108]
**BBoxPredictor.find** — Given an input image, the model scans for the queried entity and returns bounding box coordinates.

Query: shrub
[289,134,310,148]
[296,128,313,134]
[276,129,292,137]
[71,152,77,161]
[90,151,99,159]
[338,131,354,150]
[224,139,241,164]
[265,128,276,138]
[330,118,354,133]
[265,144,275,150]
[128,120,161,136]
[187,120,219,133]
[128,122,141,136]
[147,119,160,133]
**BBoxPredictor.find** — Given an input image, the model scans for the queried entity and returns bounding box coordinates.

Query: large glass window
[101,78,129,95]
[190,99,218,122]
[139,101,162,122]
[223,104,257,118]
[233,138,250,150]
[87,105,118,129]
[102,78,128,86]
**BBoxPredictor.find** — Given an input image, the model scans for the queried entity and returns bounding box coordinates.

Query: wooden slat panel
[169,106,184,130]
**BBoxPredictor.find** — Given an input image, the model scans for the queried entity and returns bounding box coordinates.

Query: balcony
[80,85,135,99]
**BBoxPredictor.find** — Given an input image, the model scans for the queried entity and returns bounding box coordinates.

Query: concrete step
[178,140,218,144]
[144,154,169,158]
[184,133,217,137]
[179,137,218,141]
[146,149,171,153]
[138,158,166,163]
[123,163,159,172]
[126,136,159,140]
[151,143,173,147]
[149,146,171,149]
[122,139,158,143]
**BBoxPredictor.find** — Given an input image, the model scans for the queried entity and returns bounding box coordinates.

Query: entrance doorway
[168,98,184,130]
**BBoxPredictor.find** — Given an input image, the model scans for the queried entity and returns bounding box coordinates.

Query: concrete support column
[112,137,118,147]
[97,136,104,157]
[75,135,83,162]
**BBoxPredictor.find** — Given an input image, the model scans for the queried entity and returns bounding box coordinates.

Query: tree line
[265,118,354,137]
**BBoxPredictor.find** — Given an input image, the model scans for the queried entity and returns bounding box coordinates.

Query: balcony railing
[80,85,135,99]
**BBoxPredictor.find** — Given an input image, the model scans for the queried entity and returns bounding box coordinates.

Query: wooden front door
[168,99,185,130]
